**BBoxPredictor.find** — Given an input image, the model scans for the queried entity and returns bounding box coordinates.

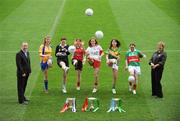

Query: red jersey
[73,47,85,61]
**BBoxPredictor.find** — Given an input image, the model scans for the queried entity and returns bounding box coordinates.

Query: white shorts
[112,64,118,70]
[108,59,117,64]
[128,66,141,75]
[108,59,118,70]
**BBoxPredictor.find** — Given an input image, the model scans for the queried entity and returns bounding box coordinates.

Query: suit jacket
[149,51,167,69]
[16,50,31,75]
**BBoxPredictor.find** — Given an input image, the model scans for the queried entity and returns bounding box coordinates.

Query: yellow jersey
[39,44,52,63]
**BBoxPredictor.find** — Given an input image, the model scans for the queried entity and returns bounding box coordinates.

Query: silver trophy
[107,98,125,112]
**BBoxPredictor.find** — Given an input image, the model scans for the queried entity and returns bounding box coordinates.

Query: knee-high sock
[44,80,48,90]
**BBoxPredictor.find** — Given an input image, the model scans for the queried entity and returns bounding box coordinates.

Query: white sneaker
[132,90,136,95]
[112,89,116,94]
[62,88,67,94]
[92,88,97,93]
[44,89,49,93]
[76,87,80,91]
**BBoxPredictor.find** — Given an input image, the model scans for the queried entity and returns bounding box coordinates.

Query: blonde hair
[74,38,84,48]
[43,35,51,46]
[158,41,165,49]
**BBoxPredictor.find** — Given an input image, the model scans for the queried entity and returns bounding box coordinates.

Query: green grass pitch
[0,0,180,121]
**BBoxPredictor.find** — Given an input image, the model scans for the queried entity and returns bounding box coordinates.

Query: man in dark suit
[16,42,31,104]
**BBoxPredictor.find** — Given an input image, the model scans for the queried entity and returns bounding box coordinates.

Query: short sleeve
[97,45,103,50]
[137,50,143,58]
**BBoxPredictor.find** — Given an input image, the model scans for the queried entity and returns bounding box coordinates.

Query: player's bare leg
[76,70,81,90]
[112,68,118,94]
[92,68,99,93]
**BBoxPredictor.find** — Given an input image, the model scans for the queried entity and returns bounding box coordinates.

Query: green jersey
[106,47,121,59]
[126,49,143,66]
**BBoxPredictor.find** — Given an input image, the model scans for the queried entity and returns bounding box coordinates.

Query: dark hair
[129,42,136,47]
[61,37,67,41]
[88,37,98,47]
[76,38,81,42]
[109,39,121,49]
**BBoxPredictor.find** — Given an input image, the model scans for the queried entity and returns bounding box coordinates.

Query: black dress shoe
[19,101,28,105]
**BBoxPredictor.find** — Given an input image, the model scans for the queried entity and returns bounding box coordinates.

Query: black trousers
[151,68,164,98]
[17,74,29,103]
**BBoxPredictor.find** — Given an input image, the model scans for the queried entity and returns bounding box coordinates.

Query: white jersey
[86,45,103,61]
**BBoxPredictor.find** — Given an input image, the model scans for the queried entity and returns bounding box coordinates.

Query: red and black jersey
[73,47,85,61]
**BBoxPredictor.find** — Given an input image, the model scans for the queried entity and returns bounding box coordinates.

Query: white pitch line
[24,0,66,105]
[0,49,180,53]
[0,51,38,53]
[48,0,66,37]
[121,49,180,53]
[17,0,66,121]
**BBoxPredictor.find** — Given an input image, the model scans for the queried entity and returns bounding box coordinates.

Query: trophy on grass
[60,98,76,113]
[82,97,99,112]
[107,98,126,112]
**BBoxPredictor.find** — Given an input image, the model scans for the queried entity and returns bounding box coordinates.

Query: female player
[39,36,52,93]
[106,39,121,94]
[125,43,146,95]
[55,37,70,93]
[86,37,104,93]
[71,39,86,90]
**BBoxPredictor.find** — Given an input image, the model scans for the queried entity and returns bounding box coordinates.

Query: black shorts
[72,59,83,71]
[57,58,69,68]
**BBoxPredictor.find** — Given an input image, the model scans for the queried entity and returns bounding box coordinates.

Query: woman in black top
[55,37,70,93]
[149,41,167,98]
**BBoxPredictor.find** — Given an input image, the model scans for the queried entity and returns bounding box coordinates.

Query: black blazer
[149,51,167,69]
[16,50,31,75]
